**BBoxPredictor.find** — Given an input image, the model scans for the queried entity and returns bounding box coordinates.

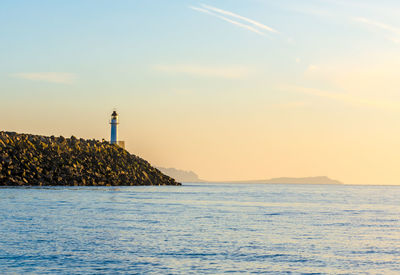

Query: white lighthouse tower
[110,111,125,148]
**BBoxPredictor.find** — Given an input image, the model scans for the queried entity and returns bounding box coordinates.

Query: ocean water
[1,183,399,274]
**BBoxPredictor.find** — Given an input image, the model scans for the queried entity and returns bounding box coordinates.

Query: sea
[1,183,399,274]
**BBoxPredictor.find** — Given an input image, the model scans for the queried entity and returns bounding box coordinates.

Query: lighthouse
[110,111,125,148]
[110,111,119,144]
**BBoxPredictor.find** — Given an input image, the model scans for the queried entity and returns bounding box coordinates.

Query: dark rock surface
[0,131,180,186]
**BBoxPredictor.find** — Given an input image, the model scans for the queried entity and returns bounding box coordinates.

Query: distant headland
[0,131,180,186]
[157,167,203,183]
[158,167,342,185]
[226,176,343,185]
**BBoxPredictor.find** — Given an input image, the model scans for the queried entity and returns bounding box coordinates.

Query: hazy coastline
[158,167,343,185]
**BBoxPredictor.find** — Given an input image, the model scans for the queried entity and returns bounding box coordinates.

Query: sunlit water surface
[1,183,400,274]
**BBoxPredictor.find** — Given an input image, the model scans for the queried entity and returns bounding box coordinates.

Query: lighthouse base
[117,141,125,149]
[110,140,125,149]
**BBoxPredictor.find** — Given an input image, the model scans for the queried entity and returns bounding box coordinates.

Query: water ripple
[1,183,400,274]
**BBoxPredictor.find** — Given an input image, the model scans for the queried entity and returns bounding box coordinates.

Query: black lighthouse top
[111,111,118,117]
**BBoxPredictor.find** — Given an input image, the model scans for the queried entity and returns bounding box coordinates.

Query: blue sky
[1,0,400,184]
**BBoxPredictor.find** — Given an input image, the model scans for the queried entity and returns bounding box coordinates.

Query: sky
[1,0,400,185]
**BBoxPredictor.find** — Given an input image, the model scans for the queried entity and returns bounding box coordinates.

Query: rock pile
[0,131,180,186]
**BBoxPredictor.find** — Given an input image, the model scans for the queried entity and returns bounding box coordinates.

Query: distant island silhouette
[158,167,342,185]
[226,176,343,185]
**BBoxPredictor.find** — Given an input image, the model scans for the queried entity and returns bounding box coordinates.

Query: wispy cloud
[190,6,265,36]
[275,101,307,109]
[153,64,249,79]
[190,4,278,36]
[353,17,400,35]
[281,85,400,111]
[352,17,400,43]
[291,3,400,44]
[306,65,319,73]
[201,4,278,34]
[10,72,76,84]
[388,37,400,44]
[319,0,400,17]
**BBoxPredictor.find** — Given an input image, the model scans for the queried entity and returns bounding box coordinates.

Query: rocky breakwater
[0,131,180,186]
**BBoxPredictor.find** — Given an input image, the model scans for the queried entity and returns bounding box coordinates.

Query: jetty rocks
[0,131,180,186]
